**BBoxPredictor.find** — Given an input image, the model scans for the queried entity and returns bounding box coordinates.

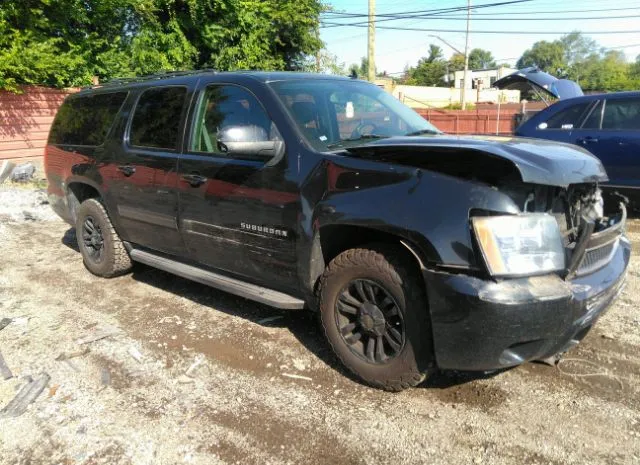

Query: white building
[449,66,517,90]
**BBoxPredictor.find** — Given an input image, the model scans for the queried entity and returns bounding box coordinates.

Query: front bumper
[424,235,630,371]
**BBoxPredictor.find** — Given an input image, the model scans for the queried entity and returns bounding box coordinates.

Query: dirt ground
[0,185,639,465]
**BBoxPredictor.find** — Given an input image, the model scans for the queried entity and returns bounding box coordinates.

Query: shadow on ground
[61,227,505,391]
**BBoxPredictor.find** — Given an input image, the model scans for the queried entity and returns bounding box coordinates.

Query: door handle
[117,165,136,176]
[182,174,208,187]
[578,136,599,144]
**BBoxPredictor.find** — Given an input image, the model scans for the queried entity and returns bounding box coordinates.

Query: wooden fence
[0,86,76,161]
[415,108,521,135]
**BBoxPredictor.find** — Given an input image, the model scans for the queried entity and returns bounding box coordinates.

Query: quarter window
[49,92,128,146]
[602,98,640,130]
[130,87,187,150]
[191,85,277,155]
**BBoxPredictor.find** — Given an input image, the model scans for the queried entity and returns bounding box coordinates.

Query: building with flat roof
[448,66,517,90]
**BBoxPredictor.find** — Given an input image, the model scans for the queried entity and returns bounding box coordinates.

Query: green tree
[403,44,448,86]
[0,0,324,90]
[448,53,465,72]
[468,48,496,70]
[579,50,636,92]
[517,32,640,91]
[516,40,566,75]
[425,44,443,63]
[302,50,346,75]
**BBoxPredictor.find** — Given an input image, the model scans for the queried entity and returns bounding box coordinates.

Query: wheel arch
[308,223,431,300]
[65,178,105,223]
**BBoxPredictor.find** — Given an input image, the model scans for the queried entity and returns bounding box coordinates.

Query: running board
[129,249,305,310]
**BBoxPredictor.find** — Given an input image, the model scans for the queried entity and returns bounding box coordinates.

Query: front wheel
[318,245,433,391]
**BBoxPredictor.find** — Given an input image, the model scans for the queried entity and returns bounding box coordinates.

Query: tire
[75,198,132,278]
[318,244,434,391]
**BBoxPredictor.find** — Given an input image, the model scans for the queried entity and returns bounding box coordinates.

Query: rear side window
[49,92,128,146]
[540,102,591,130]
[602,98,640,130]
[130,87,187,150]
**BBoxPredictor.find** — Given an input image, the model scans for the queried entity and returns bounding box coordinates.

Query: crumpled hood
[493,67,583,100]
[346,135,608,188]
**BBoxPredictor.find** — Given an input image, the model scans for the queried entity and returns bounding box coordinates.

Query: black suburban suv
[46,71,630,391]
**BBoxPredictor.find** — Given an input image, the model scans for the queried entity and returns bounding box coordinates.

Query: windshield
[269,79,440,151]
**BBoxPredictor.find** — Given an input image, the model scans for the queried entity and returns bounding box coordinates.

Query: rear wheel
[318,244,433,391]
[75,198,132,277]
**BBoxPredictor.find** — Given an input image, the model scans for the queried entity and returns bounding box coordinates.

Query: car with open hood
[45,71,629,391]
[494,67,640,207]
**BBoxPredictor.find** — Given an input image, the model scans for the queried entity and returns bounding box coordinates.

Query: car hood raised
[493,67,583,100]
[346,135,608,188]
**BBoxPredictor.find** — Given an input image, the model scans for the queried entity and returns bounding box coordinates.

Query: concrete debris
[63,359,80,373]
[128,347,144,363]
[0,373,50,418]
[185,355,205,378]
[177,374,195,384]
[10,163,36,182]
[100,368,111,386]
[55,347,90,361]
[257,315,284,325]
[0,161,16,185]
[0,317,11,331]
[76,325,121,345]
[536,352,564,367]
[0,351,13,380]
[281,373,313,382]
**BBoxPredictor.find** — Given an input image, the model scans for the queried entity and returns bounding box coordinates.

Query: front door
[111,85,194,256]
[177,83,299,290]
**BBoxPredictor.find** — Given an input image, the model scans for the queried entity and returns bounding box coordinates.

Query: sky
[320,0,640,75]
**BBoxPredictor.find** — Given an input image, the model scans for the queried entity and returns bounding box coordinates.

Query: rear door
[177,81,299,290]
[583,96,640,189]
[110,84,196,255]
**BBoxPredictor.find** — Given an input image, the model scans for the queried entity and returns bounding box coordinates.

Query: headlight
[472,214,565,277]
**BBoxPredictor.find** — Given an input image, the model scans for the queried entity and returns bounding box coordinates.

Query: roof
[78,70,353,94]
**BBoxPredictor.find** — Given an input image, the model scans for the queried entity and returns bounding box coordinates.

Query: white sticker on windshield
[346,102,354,119]
[561,123,574,130]
[319,135,328,141]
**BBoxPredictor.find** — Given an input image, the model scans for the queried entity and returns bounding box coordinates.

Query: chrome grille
[576,240,617,276]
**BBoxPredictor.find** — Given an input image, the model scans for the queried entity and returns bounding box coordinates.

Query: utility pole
[367,0,376,82]
[461,0,471,110]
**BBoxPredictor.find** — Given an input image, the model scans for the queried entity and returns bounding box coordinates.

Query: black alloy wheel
[335,279,405,364]
[81,215,105,262]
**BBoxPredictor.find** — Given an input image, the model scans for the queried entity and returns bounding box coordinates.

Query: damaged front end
[343,136,631,371]
[495,181,627,281]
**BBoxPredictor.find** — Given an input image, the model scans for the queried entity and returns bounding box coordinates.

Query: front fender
[297,157,520,296]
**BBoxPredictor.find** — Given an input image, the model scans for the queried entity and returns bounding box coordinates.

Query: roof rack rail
[88,69,218,89]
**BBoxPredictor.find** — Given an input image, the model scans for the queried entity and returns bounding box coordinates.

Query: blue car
[495,68,640,207]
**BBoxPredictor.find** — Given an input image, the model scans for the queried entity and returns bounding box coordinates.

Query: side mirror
[217,125,285,164]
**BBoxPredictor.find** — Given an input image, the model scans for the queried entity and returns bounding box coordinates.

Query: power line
[321,0,534,27]
[322,5,640,18]
[445,5,640,15]
[320,22,640,35]
[326,14,640,21]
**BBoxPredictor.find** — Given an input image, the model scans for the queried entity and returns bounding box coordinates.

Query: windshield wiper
[326,134,388,149]
[404,129,439,136]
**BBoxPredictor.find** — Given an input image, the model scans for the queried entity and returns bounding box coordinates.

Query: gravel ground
[0,186,639,465]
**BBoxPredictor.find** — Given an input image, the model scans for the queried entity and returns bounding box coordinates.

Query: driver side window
[191,84,278,155]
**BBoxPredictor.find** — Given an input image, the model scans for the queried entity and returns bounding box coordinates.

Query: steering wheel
[350,120,380,139]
